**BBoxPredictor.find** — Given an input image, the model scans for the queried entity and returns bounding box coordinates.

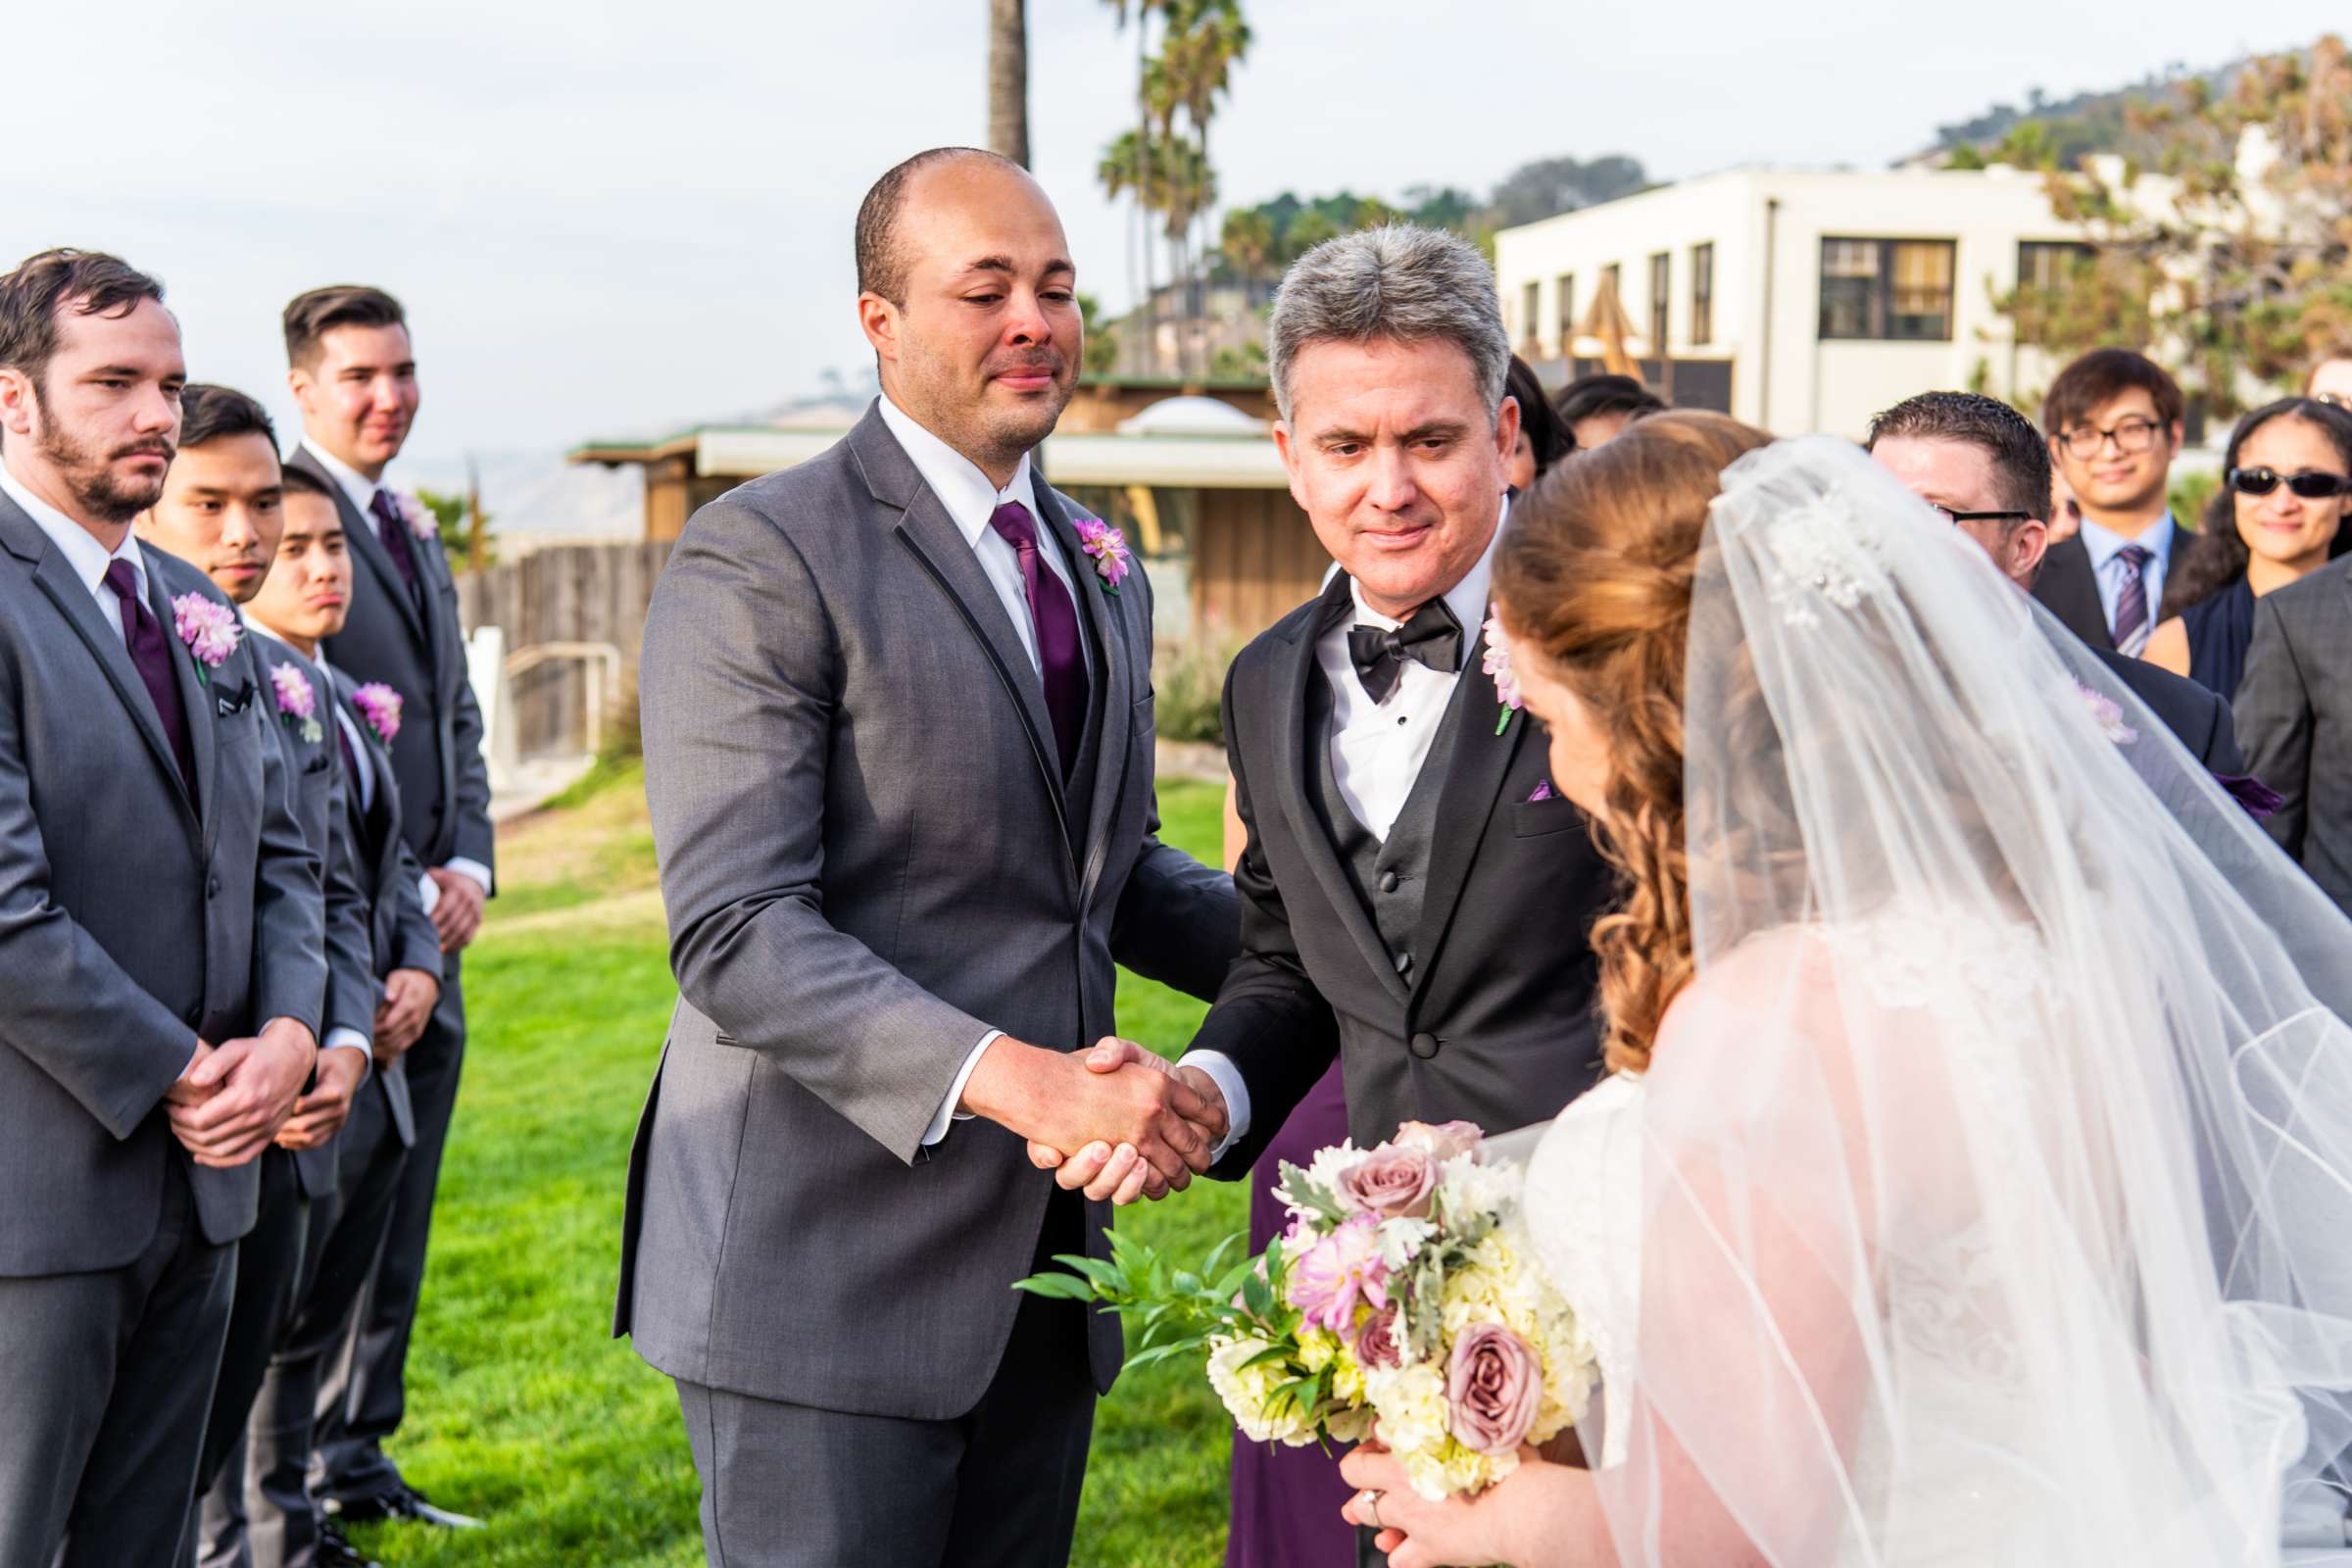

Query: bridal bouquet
[1016,1120,1595,1499]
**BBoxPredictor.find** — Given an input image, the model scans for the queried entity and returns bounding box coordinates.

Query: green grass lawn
[347,773,1245,1567]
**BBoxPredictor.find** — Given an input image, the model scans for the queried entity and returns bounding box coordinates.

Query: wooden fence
[456,541,671,760]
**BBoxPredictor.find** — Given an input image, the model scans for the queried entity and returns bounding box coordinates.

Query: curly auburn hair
[1494,411,1775,1073]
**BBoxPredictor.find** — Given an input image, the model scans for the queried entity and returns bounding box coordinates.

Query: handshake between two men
[957,1035,1229,1206]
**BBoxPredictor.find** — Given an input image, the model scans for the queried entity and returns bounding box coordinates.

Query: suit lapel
[290,446,427,649]
[1273,574,1409,1008]
[1406,616,1529,995]
[145,550,222,846]
[1034,480,1132,906]
[1,499,198,824]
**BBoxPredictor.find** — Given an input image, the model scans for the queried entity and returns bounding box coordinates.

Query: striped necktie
[2111,543,2153,655]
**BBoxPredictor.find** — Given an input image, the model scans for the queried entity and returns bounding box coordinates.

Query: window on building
[1648,252,1671,349]
[1819,237,1956,341]
[1690,243,1715,345]
[2014,241,2096,343]
[1520,280,1541,349]
[1556,273,1576,352]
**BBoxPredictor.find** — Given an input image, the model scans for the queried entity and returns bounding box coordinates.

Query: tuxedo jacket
[2236,556,2352,910]
[1194,571,1616,1176]
[327,665,441,1148]
[296,447,495,880]
[245,632,377,1198]
[618,406,1238,1417]
[2034,535,2116,654]
[0,496,324,1274]
[2094,646,2243,774]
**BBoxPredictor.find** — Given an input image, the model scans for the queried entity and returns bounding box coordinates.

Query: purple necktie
[369,488,424,608]
[2111,542,2153,655]
[102,560,196,798]
[987,501,1087,778]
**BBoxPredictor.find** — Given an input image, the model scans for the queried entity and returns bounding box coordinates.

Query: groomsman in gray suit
[0,249,325,1566]
[285,285,491,1530]
[132,384,384,1568]
[621,148,1239,1567]
[239,465,444,1568]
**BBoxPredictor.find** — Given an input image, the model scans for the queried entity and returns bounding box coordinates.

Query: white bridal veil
[1558,437,2352,1566]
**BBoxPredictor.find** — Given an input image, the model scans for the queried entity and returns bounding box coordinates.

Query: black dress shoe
[328,1482,486,1530]
[318,1517,382,1568]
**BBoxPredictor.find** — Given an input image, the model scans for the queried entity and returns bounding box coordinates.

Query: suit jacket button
[1408,1031,1441,1059]
[1378,869,1400,894]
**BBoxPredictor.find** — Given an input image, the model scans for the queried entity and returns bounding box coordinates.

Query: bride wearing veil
[1338,413,2352,1566]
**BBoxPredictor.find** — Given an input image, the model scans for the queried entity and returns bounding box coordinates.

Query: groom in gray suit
[0,250,325,1566]
[620,148,1239,1567]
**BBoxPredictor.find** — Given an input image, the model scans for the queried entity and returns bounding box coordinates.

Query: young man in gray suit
[284,285,491,1531]
[134,385,391,1568]
[240,465,444,1568]
[0,249,326,1566]
[621,148,1240,1567]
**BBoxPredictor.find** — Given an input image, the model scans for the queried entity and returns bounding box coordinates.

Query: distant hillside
[1916,60,2230,169]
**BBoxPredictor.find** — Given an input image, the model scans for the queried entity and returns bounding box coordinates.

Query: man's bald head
[856,147,1034,307]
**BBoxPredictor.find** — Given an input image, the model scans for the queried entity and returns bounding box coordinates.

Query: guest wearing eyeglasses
[2307,348,2352,412]
[2034,350,2187,657]
[2143,399,2352,701]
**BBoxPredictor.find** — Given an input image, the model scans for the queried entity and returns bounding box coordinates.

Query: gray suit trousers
[0,1156,235,1566]
[675,1194,1095,1568]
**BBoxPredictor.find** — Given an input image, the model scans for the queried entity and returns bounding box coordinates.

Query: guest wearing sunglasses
[2143,398,2352,701]
[2034,350,2187,657]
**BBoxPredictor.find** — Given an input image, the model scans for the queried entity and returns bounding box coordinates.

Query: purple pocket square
[2215,772,2284,820]
[1528,779,1554,803]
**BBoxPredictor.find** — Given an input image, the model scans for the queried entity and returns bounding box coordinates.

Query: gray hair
[1265,224,1510,424]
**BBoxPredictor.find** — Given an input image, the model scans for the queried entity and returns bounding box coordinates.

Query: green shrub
[1152,637,1241,746]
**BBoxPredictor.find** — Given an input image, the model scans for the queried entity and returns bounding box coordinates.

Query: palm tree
[1220,208,1274,281]
[1099,0,1163,366]
[986,0,1028,168]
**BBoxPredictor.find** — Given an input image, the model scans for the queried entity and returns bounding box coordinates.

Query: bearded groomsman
[239,464,443,1568]
[0,250,325,1566]
[284,285,490,1530]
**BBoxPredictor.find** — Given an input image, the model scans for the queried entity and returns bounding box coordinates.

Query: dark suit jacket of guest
[618,406,1238,1417]
[2235,556,2352,910]
[2035,535,2117,653]
[294,447,495,882]
[1193,571,1616,1178]
[327,666,440,1149]
[0,497,325,1274]
[243,632,378,1199]
[2093,646,2245,774]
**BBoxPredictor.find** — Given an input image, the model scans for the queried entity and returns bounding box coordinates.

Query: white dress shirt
[2,458,149,636]
[2078,511,2176,641]
[1180,502,1510,1159]
[300,437,492,905]
[872,396,1098,1146]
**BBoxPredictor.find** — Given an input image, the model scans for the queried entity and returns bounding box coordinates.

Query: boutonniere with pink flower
[352,682,403,745]
[1481,612,1522,737]
[172,593,242,685]
[393,489,438,541]
[1071,515,1132,597]
[270,662,324,744]
[2072,679,2137,746]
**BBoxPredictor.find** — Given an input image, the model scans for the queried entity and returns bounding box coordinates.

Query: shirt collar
[874,395,1034,549]
[2077,511,2175,570]
[0,455,146,601]
[1344,493,1509,667]
[300,436,389,517]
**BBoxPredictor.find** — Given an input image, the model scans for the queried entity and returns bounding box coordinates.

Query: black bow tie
[1348,598,1463,704]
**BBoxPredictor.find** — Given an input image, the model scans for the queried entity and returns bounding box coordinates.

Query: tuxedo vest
[1302,659,1467,989]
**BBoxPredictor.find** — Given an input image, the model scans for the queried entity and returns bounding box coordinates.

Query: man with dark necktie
[2032,350,2189,658]
[0,248,324,1565]
[282,285,491,1532]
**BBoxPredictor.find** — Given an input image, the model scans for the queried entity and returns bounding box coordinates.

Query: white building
[1493,165,2116,439]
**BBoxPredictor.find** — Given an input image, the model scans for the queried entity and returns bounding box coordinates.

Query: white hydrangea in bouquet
[1016,1119,1596,1500]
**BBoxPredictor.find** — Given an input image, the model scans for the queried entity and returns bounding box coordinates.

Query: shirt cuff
[441,857,493,898]
[323,1026,374,1072]
[922,1030,1001,1147]
[418,868,441,915]
[1176,1049,1250,1164]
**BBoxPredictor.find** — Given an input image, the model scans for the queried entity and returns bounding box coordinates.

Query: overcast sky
[1,0,2339,466]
